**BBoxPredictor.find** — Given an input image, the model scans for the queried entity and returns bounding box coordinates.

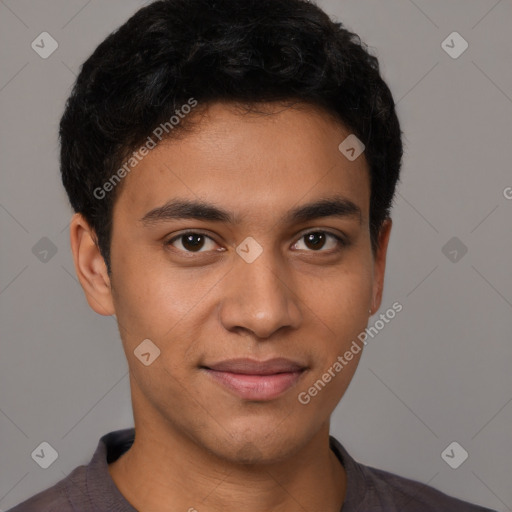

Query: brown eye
[292,231,346,252]
[181,233,206,251]
[304,232,327,250]
[166,232,218,253]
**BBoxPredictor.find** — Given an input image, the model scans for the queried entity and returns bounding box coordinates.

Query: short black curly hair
[59,0,403,272]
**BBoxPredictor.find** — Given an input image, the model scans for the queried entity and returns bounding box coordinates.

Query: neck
[108,419,346,512]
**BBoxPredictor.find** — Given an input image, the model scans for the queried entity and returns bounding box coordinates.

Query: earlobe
[69,213,115,316]
[371,218,392,313]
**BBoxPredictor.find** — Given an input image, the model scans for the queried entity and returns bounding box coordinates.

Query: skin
[70,101,392,512]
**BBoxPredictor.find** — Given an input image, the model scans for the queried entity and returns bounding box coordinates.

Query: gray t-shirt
[7,428,496,511]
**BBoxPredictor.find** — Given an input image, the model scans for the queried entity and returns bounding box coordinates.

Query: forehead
[114,102,370,224]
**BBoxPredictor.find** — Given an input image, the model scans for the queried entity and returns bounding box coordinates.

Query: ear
[69,213,115,316]
[370,218,392,313]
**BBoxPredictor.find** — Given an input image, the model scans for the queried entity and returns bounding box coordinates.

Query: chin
[200,423,311,466]
[219,440,294,466]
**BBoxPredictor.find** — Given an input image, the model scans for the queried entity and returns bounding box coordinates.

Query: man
[8,0,496,510]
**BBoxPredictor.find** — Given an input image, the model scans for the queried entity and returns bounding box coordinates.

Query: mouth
[200,357,308,401]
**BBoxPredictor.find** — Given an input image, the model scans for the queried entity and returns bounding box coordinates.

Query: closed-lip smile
[201,357,308,401]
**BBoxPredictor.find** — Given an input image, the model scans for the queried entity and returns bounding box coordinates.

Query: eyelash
[164,230,348,255]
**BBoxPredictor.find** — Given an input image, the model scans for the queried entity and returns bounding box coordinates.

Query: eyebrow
[139,195,362,226]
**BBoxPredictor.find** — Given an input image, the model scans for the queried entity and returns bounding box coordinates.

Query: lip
[201,358,307,401]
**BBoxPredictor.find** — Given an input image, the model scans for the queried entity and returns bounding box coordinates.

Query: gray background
[0,0,511,510]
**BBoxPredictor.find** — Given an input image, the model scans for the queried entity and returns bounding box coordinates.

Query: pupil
[183,234,204,251]
[306,232,325,250]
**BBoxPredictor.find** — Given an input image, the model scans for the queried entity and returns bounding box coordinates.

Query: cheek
[110,238,195,330]
[295,270,370,415]
[109,243,228,372]
[297,258,373,411]
[304,261,373,340]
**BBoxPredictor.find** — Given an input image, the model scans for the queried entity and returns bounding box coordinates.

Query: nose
[218,248,302,339]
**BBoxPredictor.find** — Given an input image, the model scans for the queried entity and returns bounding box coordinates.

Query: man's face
[85,102,390,463]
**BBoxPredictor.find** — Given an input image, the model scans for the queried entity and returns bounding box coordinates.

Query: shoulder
[329,436,496,512]
[362,464,496,512]
[6,466,88,512]
[6,428,135,512]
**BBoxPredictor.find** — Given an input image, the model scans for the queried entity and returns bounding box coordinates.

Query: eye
[292,231,347,252]
[165,231,220,253]
[165,230,348,255]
